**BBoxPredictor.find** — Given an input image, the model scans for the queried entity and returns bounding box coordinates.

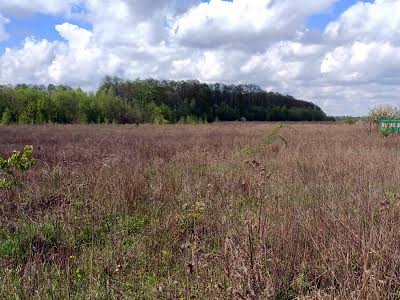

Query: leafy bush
[339,118,357,125]
[0,145,35,190]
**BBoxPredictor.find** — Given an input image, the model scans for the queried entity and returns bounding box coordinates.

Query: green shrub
[339,118,357,125]
[0,145,35,190]
[1,108,12,125]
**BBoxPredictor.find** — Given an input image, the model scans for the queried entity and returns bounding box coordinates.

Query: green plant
[339,118,357,125]
[0,218,60,260]
[261,124,288,146]
[0,145,35,190]
[1,108,12,125]
[121,215,146,235]
[242,124,288,155]
[0,236,21,258]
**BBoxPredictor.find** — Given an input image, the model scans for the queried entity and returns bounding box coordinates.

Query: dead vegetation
[1,122,400,299]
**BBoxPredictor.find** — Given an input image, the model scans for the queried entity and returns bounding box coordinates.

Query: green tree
[52,89,80,123]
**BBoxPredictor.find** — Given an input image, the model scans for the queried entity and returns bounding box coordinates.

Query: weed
[0,236,20,258]
[0,145,35,190]
[1,123,400,299]
[242,123,288,156]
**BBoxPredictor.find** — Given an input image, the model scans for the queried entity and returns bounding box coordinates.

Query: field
[1,123,400,299]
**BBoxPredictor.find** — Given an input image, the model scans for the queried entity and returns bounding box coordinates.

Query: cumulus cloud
[316,0,400,114]
[56,23,92,48]
[173,0,335,49]
[0,38,60,84]
[325,0,400,44]
[0,0,399,115]
[321,42,400,83]
[241,42,324,82]
[0,23,113,88]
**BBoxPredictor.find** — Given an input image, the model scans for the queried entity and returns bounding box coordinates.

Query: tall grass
[0,123,400,299]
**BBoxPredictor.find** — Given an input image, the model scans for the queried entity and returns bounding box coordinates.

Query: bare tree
[369,104,400,123]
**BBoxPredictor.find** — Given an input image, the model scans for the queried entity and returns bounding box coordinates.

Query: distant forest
[0,77,333,125]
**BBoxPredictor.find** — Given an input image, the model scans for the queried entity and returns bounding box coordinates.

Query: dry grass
[1,122,400,299]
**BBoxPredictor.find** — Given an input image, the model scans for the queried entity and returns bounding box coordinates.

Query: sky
[0,0,399,116]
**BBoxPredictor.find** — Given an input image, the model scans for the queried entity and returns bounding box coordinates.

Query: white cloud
[0,38,60,84]
[197,51,224,81]
[316,0,400,114]
[55,23,92,48]
[0,24,114,88]
[48,23,102,85]
[325,0,400,44]
[0,0,399,115]
[241,42,323,82]
[173,0,335,49]
[321,41,400,83]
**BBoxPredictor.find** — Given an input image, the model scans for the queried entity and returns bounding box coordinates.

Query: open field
[1,123,400,299]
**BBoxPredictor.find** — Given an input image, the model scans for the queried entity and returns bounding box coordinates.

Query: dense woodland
[0,77,333,124]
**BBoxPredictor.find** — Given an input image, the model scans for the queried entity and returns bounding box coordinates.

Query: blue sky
[0,0,368,53]
[307,0,373,29]
[0,14,91,53]
[0,0,398,116]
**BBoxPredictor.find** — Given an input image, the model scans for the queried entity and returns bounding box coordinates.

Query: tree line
[0,77,333,125]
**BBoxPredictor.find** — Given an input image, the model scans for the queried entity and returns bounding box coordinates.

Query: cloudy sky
[0,0,399,116]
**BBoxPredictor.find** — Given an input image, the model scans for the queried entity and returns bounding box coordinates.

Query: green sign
[379,119,400,134]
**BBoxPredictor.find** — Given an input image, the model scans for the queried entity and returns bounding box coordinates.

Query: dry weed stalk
[0,123,399,299]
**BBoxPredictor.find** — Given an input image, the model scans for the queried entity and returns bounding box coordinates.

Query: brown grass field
[1,123,400,299]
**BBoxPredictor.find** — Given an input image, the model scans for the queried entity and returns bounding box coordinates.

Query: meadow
[1,122,400,299]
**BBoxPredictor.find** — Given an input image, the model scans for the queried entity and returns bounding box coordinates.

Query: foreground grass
[1,123,400,299]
